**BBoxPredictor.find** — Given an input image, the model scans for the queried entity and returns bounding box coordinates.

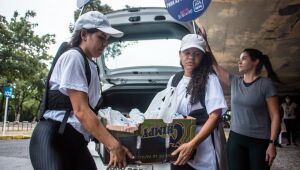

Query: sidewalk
[272,136,300,170]
[0,130,32,140]
[0,121,35,140]
[273,143,300,170]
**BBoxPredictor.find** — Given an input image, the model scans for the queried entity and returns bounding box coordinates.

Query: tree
[0,11,55,121]
[69,0,113,33]
[69,0,131,60]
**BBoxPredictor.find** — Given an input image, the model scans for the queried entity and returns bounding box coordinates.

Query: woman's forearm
[76,108,120,150]
[68,89,120,151]
[267,96,281,141]
[189,110,220,149]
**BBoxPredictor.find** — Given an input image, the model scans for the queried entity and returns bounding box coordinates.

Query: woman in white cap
[170,34,228,170]
[29,11,133,170]
[198,25,281,170]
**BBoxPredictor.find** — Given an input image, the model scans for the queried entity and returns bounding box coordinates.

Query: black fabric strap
[171,71,184,87]
[171,71,205,107]
[74,47,91,86]
[188,109,208,125]
[40,42,71,116]
[58,110,71,134]
[170,71,208,125]
[57,46,92,134]
[73,47,102,113]
[90,59,100,78]
[93,97,104,114]
[40,42,102,134]
[47,90,72,110]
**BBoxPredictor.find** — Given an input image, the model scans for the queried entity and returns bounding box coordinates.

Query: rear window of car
[103,39,181,69]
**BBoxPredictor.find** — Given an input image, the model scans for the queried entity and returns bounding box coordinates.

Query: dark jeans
[284,119,297,144]
[29,120,97,170]
[227,131,270,170]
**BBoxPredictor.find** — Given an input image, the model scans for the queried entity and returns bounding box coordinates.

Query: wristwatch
[269,139,277,145]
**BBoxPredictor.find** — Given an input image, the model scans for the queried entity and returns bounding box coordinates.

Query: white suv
[94,7,195,170]
[97,7,194,112]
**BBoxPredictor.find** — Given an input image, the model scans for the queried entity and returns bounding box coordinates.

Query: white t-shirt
[43,49,101,141]
[281,102,297,119]
[167,73,228,170]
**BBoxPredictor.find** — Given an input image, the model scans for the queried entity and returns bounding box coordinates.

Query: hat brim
[97,27,124,38]
[180,45,205,53]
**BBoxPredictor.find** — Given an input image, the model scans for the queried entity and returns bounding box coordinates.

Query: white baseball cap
[74,11,124,38]
[180,34,206,52]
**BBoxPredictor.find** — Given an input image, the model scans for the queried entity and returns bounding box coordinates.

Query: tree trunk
[36,100,42,118]
[14,97,20,122]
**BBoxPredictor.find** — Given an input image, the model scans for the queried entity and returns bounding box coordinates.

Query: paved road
[0,139,166,170]
[0,139,32,170]
[0,139,299,170]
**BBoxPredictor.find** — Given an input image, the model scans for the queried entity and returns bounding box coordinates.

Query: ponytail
[261,54,282,83]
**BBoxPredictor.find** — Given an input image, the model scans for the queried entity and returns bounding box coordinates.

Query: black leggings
[29,120,97,170]
[284,119,297,144]
[171,163,196,170]
[227,131,270,170]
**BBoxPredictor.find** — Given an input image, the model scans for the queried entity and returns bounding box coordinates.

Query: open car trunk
[100,83,166,113]
[97,83,198,165]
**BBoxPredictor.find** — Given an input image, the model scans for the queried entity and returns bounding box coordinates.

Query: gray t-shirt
[230,74,277,139]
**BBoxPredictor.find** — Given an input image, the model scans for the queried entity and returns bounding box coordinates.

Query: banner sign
[165,0,211,22]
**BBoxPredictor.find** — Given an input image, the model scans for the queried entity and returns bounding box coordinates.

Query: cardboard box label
[97,118,196,164]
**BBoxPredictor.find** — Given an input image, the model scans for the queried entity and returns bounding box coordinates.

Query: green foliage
[69,0,130,60]
[69,0,113,32]
[103,41,136,59]
[0,11,55,121]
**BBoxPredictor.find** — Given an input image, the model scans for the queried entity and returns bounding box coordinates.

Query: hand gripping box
[96,117,196,164]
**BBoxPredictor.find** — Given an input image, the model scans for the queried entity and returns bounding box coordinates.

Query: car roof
[105,7,195,42]
[97,7,195,86]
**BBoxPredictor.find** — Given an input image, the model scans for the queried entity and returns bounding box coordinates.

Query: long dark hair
[69,28,99,47]
[182,52,214,104]
[243,48,282,83]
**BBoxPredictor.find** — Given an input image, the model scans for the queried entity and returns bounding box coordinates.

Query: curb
[0,135,31,140]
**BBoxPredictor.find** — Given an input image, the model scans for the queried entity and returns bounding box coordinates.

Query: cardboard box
[96,117,196,164]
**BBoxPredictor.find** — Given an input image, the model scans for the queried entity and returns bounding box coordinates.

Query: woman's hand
[107,142,134,169]
[171,142,196,165]
[265,144,276,166]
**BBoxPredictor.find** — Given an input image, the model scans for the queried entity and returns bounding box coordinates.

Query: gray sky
[0,0,165,56]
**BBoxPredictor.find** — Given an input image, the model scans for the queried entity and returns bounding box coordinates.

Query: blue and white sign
[165,0,212,22]
[4,86,13,98]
